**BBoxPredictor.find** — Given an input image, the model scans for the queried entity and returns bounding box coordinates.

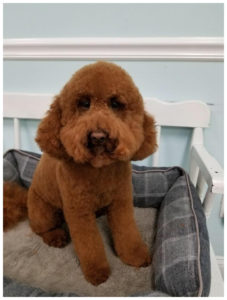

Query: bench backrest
[3,93,211,166]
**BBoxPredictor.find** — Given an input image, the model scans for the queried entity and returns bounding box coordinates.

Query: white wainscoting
[3,37,224,61]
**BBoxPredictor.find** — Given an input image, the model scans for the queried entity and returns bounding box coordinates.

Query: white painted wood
[190,127,204,147]
[3,93,53,119]
[203,189,215,218]
[190,128,224,218]
[196,171,207,203]
[209,245,224,296]
[190,128,203,190]
[152,125,161,166]
[3,37,224,61]
[191,144,224,194]
[220,195,224,218]
[13,118,20,149]
[189,159,199,187]
[144,98,210,128]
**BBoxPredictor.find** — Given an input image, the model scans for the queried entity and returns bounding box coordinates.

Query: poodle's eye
[109,97,125,110]
[77,97,90,109]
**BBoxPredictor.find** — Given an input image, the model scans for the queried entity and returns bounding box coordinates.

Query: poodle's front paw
[41,228,70,248]
[118,242,152,268]
[84,262,110,286]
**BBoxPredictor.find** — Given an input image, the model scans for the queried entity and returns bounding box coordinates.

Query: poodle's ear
[35,96,67,159]
[132,112,157,161]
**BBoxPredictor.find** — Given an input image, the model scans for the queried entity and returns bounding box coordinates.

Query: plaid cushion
[3,149,210,297]
[132,165,210,296]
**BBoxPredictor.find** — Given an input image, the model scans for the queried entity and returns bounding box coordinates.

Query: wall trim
[3,37,224,61]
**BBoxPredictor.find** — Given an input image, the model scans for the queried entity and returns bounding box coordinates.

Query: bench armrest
[190,144,224,194]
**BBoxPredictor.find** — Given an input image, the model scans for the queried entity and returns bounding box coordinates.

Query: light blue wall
[3,3,224,38]
[3,3,224,256]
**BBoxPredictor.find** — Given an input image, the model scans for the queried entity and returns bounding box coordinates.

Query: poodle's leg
[28,189,69,248]
[63,202,110,286]
[107,185,151,267]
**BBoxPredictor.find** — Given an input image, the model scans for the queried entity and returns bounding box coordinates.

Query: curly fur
[4,61,157,286]
[4,181,28,231]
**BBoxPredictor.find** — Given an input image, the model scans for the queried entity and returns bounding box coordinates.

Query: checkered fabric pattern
[3,149,210,297]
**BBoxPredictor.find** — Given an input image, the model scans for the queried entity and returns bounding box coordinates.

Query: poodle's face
[36,62,157,167]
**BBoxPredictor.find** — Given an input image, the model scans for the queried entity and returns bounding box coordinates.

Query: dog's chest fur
[32,154,132,213]
[57,157,132,211]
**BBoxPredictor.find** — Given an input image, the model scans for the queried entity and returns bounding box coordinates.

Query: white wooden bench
[3,93,224,296]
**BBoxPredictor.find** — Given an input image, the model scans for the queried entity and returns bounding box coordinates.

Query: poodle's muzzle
[87,130,117,155]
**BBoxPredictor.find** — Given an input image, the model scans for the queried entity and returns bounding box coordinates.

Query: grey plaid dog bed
[3,149,210,297]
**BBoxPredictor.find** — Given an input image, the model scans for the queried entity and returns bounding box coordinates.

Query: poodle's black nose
[89,130,107,146]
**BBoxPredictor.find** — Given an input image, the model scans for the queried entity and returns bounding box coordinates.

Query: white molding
[3,37,224,61]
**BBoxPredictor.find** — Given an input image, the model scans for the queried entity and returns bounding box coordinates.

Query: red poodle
[4,61,157,285]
